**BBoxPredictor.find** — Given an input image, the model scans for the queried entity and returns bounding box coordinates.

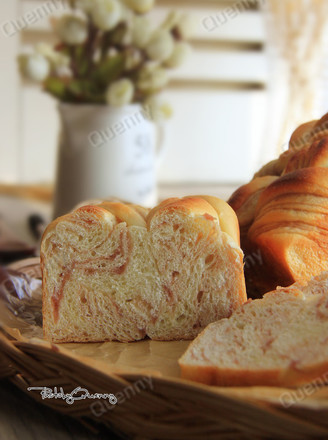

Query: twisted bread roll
[228,176,278,252]
[41,196,246,343]
[248,168,328,290]
[289,113,328,150]
[179,271,328,387]
[252,149,295,179]
[282,137,328,174]
[254,113,328,179]
[229,112,328,297]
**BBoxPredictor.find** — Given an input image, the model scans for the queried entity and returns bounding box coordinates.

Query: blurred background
[1,0,328,251]
[2,0,328,187]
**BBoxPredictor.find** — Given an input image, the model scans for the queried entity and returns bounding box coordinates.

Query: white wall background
[0,0,269,185]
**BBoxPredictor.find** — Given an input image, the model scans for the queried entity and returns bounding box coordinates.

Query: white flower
[175,14,194,39]
[92,0,122,31]
[124,48,142,70]
[146,30,174,62]
[132,15,152,49]
[165,42,191,68]
[55,15,88,45]
[144,95,173,121]
[161,10,181,32]
[35,43,70,68]
[123,0,154,14]
[18,54,50,82]
[161,11,194,39]
[137,65,169,93]
[106,78,134,106]
[55,66,73,78]
[119,5,134,45]
[55,65,72,78]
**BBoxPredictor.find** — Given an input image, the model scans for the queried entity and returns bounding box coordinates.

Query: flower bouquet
[18,0,193,117]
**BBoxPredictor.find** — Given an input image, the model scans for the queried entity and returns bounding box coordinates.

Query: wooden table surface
[0,380,123,440]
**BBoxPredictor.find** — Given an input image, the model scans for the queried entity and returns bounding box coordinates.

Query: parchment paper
[0,258,190,378]
[3,258,328,410]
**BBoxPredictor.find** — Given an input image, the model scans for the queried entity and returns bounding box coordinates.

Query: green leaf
[92,54,125,88]
[66,79,105,103]
[67,79,85,97]
[74,46,89,77]
[44,77,67,100]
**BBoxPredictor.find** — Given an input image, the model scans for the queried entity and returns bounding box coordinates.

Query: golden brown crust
[254,167,328,209]
[253,114,328,180]
[148,196,240,246]
[147,196,219,226]
[288,115,328,151]
[180,362,328,387]
[228,176,278,227]
[289,120,317,150]
[311,113,328,141]
[247,168,328,291]
[230,112,328,297]
[97,202,149,227]
[283,138,328,174]
[193,195,240,246]
[253,150,295,178]
[228,177,278,253]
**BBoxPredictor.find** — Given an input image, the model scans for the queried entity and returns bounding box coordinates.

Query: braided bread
[229,112,328,297]
[41,196,246,343]
[253,112,328,179]
[228,176,278,252]
[248,168,328,290]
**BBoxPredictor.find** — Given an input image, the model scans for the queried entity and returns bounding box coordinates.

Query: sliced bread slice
[179,272,328,387]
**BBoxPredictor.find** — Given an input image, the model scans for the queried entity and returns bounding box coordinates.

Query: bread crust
[247,168,328,290]
[283,138,328,174]
[180,362,328,387]
[253,167,328,212]
[147,196,219,227]
[253,114,328,179]
[289,120,317,150]
[229,112,328,297]
[253,149,295,179]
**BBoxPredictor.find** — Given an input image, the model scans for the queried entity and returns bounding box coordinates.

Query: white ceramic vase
[53,103,164,218]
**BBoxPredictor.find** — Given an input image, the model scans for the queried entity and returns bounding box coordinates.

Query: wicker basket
[1,258,328,440]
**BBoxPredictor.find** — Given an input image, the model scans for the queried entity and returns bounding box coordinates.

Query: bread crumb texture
[41,197,246,343]
[179,272,328,387]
